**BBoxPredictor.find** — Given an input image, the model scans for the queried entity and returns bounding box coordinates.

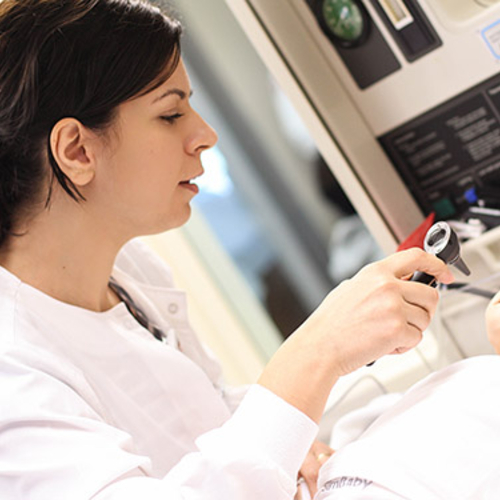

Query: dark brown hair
[0,0,182,244]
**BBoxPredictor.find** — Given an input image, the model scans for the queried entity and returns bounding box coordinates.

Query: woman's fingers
[298,441,335,498]
[385,248,454,284]
[365,270,438,356]
[400,279,438,325]
[402,302,431,336]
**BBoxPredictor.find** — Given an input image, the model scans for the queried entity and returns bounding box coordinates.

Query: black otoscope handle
[410,270,438,287]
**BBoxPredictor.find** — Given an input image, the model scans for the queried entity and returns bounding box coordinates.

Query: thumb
[388,248,454,284]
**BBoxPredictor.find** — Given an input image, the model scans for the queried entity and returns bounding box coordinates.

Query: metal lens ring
[424,222,451,256]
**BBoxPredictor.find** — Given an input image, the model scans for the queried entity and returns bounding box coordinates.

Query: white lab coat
[0,238,317,500]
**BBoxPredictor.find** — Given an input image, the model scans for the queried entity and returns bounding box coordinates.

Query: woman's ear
[49,118,97,187]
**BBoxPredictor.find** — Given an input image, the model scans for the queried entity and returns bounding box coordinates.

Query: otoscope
[416,222,497,299]
[410,221,471,285]
[367,221,471,367]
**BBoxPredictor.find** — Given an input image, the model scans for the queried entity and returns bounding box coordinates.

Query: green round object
[322,0,365,42]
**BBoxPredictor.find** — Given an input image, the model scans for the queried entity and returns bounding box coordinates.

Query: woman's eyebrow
[152,88,194,104]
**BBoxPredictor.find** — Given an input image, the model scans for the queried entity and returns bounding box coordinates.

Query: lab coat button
[168,303,179,314]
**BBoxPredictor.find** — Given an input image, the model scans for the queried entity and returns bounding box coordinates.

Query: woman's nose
[192,113,218,155]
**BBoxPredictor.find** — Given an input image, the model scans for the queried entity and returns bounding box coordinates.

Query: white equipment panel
[226,0,500,253]
[226,0,500,371]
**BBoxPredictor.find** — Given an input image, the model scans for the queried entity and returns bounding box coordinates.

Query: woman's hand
[305,248,454,377]
[296,440,334,499]
[258,248,454,423]
[486,290,500,354]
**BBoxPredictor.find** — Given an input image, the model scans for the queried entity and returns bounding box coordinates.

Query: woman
[0,1,452,499]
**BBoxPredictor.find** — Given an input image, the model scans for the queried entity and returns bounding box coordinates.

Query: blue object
[464,187,478,204]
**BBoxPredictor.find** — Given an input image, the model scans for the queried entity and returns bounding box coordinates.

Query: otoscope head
[424,222,471,276]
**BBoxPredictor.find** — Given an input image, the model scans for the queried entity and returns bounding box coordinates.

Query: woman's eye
[161,113,184,124]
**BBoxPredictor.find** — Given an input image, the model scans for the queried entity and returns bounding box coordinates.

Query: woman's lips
[179,180,199,194]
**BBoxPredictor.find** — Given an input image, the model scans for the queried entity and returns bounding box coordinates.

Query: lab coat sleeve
[97,385,318,500]
[221,383,250,413]
[0,354,317,500]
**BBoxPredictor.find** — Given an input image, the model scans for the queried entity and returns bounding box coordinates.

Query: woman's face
[92,58,218,238]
